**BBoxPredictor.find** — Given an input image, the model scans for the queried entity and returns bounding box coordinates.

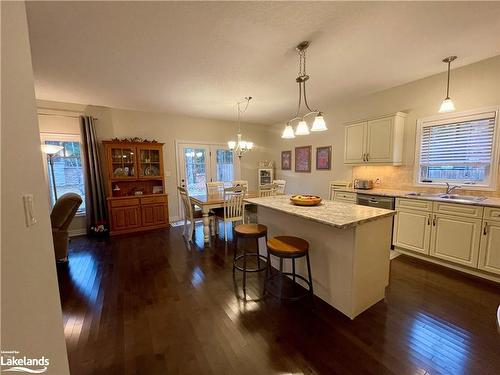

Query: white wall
[1,2,70,374]
[271,55,500,198]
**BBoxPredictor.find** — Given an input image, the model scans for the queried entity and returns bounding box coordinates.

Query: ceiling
[26,1,500,124]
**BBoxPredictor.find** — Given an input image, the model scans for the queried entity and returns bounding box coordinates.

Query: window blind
[420,116,496,166]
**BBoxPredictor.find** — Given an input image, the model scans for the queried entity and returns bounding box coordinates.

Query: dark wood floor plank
[57,225,500,375]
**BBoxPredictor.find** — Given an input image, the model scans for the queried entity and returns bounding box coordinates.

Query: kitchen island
[245,195,396,319]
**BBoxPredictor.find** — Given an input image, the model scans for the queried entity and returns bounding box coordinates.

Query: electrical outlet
[375,178,382,185]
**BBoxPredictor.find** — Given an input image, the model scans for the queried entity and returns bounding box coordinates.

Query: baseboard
[69,228,87,237]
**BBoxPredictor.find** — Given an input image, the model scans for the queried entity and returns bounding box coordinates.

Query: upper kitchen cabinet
[344,112,406,165]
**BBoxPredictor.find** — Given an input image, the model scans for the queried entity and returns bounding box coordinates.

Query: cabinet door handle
[362,153,366,162]
[366,153,370,161]
[483,222,488,235]
[427,214,431,226]
[432,215,436,226]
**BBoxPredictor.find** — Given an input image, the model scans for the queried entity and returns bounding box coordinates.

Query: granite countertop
[335,188,500,208]
[245,195,395,229]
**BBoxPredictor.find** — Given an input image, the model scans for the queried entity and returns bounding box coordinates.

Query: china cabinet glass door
[110,147,136,178]
[138,146,162,178]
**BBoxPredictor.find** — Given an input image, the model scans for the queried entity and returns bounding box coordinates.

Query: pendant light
[228,97,254,158]
[438,56,457,113]
[281,41,327,138]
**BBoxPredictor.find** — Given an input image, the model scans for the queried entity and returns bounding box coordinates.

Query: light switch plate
[23,194,37,227]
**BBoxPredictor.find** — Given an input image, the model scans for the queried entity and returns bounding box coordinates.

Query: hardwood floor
[58,224,500,375]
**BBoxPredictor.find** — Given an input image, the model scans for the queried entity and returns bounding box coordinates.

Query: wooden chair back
[223,186,245,222]
[259,183,277,197]
[178,186,193,221]
[231,180,248,191]
[206,181,224,196]
[273,180,286,194]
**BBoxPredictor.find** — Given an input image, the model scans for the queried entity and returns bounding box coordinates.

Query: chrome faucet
[445,182,461,195]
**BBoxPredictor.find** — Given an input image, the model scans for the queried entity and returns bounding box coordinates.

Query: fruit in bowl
[290,195,322,206]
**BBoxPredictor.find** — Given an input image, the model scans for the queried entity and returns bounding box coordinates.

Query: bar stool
[233,223,268,296]
[265,236,313,301]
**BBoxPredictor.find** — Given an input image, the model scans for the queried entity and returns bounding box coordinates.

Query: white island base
[254,205,393,319]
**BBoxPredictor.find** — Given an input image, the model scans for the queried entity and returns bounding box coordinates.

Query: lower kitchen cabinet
[429,214,482,268]
[393,209,431,254]
[478,221,500,275]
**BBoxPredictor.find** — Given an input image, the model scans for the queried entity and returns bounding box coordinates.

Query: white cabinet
[344,112,406,165]
[429,213,482,267]
[478,208,500,275]
[333,191,357,204]
[344,122,366,164]
[393,209,431,254]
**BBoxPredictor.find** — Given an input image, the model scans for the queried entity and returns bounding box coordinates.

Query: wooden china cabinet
[103,140,169,235]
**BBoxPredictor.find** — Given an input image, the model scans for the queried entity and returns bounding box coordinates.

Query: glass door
[210,146,235,184]
[177,143,239,197]
[178,144,211,196]
[110,146,136,178]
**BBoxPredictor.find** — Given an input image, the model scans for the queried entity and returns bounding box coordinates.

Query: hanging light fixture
[438,55,457,113]
[282,41,327,139]
[228,97,254,158]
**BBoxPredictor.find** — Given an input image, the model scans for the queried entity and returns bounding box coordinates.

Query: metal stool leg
[233,234,238,274]
[306,252,313,298]
[279,257,284,299]
[243,241,247,297]
[256,237,261,269]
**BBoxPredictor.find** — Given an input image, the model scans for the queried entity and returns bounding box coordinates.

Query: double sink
[405,192,487,203]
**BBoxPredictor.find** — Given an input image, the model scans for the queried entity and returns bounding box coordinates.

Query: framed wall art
[281,150,292,170]
[295,146,312,173]
[316,146,332,170]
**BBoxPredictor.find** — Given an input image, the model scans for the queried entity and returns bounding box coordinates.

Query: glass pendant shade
[281,124,295,139]
[295,120,310,135]
[228,141,236,150]
[438,97,455,113]
[246,142,254,150]
[311,114,327,131]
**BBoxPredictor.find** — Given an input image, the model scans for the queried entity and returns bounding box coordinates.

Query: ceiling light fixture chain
[228,96,254,158]
[438,55,457,113]
[282,41,327,139]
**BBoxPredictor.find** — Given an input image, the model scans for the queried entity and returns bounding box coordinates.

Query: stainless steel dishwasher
[356,194,395,210]
[356,194,395,249]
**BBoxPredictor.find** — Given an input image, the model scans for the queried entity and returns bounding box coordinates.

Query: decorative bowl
[290,195,322,206]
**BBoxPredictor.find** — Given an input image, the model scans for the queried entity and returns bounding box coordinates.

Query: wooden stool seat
[267,236,309,256]
[265,236,313,302]
[234,223,267,237]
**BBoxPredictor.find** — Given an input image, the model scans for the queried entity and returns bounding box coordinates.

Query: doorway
[177,142,239,196]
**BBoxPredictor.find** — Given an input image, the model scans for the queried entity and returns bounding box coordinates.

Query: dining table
[190,191,260,243]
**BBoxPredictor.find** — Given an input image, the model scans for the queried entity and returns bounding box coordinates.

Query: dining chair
[206,181,225,195]
[273,180,286,194]
[178,186,213,242]
[259,183,277,197]
[231,180,248,192]
[217,186,246,242]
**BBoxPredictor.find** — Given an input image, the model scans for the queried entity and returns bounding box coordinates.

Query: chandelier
[228,97,254,158]
[282,41,327,139]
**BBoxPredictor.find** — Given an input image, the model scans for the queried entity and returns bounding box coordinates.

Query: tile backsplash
[352,165,500,197]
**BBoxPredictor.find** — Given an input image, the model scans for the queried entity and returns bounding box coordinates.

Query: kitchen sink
[405,192,487,202]
[438,194,487,202]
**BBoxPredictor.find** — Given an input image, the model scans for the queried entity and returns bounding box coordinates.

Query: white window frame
[414,107,500,191]
[40,132,86,214]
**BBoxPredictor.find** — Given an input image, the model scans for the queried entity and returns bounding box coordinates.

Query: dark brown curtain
[80,116,108,230]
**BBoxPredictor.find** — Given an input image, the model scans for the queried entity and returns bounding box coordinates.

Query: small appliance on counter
[353,179,374,190]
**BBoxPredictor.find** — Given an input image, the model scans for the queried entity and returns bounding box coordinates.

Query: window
[41,134,86,213]
[415,108,499,188]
